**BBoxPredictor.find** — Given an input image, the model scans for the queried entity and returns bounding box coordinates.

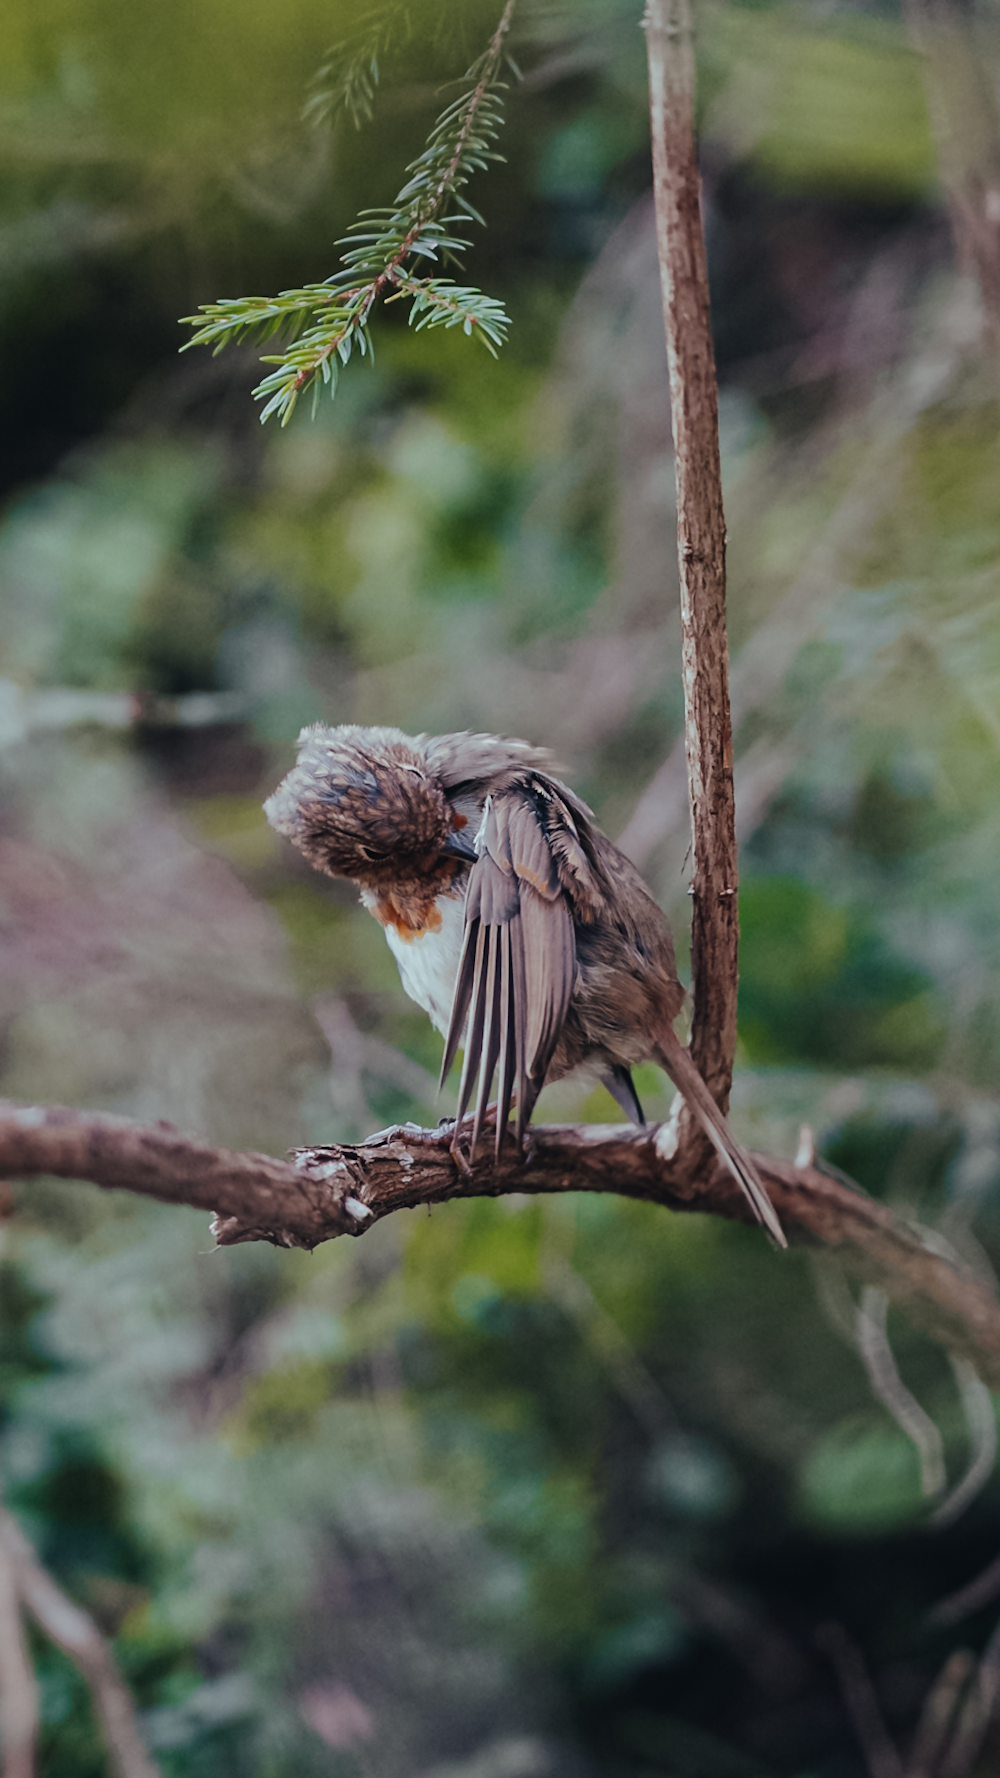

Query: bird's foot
[447,1105,508,1176]
[448,1129,474,1178]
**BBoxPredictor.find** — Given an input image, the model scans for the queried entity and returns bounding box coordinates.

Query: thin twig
[930,1356,998,1528]
[817,1621,905,1778]
[8,1104,1000,1384]
[542,1250,676,1439]
[644,0,738,1114]
[929,1557,1000,1631]
[673,1572,806,1693]
[0,1525,36,1778]
[938,1608,1000,1778]
[0,1512,160,1778]
[906,1649,975,1778]
[856,1287,947,1500]
[903,0,1000,365]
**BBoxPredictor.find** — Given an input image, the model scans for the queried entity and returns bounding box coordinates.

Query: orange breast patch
[372,893,444,942]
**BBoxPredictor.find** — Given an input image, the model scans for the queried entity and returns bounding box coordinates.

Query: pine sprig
[180,1,516,426]
[303,5,411,131]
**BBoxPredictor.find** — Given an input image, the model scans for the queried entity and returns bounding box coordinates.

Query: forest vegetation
[2,0,1000,1774]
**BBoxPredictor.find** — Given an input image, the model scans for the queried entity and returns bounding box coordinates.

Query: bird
[264,723,785,1246]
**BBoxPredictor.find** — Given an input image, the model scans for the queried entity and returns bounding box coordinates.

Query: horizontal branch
[3,1102,1000,1382]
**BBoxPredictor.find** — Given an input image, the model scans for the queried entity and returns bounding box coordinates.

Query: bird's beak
[439,828,478,862]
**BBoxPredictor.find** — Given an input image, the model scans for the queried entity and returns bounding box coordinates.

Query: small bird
[264,724,785,1246]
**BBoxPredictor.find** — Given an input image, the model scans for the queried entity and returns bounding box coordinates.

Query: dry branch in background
[644,0,739,1114]
[0,1511,160,1778]
[0,1521,37,1778]
[5,1102,1000,1388]
[615,243,974,874]
[817,1622,905,1778]
[904,0,1000,361]
[818,1617,1000,1778]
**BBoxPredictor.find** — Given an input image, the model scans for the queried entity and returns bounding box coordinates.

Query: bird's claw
[449,1130,474,1178]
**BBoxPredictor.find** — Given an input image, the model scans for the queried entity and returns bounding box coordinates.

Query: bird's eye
[357,845,387,864]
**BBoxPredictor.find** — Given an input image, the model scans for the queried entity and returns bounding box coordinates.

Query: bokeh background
[3,0,1000,1772]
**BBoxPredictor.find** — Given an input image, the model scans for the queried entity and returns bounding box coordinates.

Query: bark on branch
[4,1101,1000,1385]
[644,0,739,1118]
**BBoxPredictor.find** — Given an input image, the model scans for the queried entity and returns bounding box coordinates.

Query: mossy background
[2,0,1000,1772]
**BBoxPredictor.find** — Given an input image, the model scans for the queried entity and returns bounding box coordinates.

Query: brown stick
[644,0,738,1113]
[937,1609,1000,1778]
[5,1101,1000,1385]
[0,1527,36,1778]
[906,1650,975,1778]
[903,0,1000,364]
[817,1622,904,1778]
[0,1512,160,1778]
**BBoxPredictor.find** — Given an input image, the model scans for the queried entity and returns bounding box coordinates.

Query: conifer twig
[304,4,412,130]
[181,2,516,423]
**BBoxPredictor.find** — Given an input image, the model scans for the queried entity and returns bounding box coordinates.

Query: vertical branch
[643,0,738,1112]
[0,1513,160,1778]
[904,0,1000,364]
[816,1622,905,1778]
[0,1532,36,1778]
[907,1650,975,1778]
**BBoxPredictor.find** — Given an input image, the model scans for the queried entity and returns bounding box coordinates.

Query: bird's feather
[655,1027,787,1249]
[601,1064,645,1125]
[422,732,556,793]
[443,789,576,1152]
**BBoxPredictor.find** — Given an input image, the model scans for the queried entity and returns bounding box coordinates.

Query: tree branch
[0,1512,160,1778]
[816,1622,905,1778]
[903,0,1000,365]
[0,1522,37,1778]
[644,0,738,1114]
[4,1102,1000,1385]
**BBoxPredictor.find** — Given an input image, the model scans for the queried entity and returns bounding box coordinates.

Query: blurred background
[3,0,1000,1772]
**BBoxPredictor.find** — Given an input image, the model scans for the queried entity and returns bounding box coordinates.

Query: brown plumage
[265,723,785,1246]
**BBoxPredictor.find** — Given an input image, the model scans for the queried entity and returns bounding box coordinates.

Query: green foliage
[798,1415,926,1533]
[705,8,935,199]
[181,4,516,423]
[303,3,478,131]
[303,5,414,130]
[738,877,944,1069]
[7,0,1000,1772]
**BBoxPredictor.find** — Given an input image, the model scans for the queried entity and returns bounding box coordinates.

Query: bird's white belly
[377,891,467,1036]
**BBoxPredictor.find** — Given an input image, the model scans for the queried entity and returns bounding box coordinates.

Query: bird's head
[264,724,476,887]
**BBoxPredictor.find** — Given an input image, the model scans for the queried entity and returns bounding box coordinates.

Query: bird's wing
[440,790,576,1152]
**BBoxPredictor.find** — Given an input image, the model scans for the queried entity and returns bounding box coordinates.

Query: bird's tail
[654,1027,786,1249]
